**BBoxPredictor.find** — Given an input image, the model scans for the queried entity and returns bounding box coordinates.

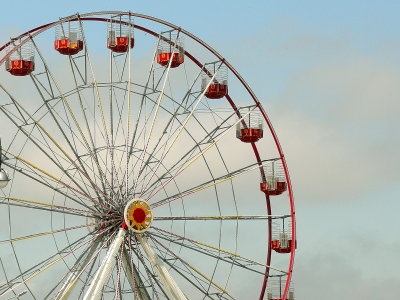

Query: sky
[1,1,400,299]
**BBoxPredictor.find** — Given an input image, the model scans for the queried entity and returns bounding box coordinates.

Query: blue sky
[1,1,399,299]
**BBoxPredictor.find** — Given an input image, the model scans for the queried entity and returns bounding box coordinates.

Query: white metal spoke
[145,109,255,202]
[125,107,238,199]
[29,38,113,204]
[124,15,134,202]
[138,61,225,195]
[0,85,97,200]
[77,17,126,209]
[154,215,290,221]
[151,159,276,208]
[149,235,235,299]
[150,227,287,274]
[67,55,113,200]
[132,32,182,194]
[2,159,93,211]
[4,149,110,210]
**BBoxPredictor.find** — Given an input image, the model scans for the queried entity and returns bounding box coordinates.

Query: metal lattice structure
[0,11,296,299]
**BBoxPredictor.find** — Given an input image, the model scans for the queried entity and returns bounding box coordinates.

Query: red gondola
[107,15,134,53]
[6,40,35,76]
[260,161,287,195]
[54,38,84,55]
[157,31,184,68]
[201,63,228,99]
[6,59,34,76]
[236,110,263,143]
[108,36,134,53]
[54,22,83,56]
[157,52,184,68]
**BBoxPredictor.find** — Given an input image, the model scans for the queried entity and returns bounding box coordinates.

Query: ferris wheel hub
[124,199,153,233]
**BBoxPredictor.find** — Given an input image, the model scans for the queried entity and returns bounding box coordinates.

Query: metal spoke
[149,227,287,274]
[2,160,93,211]
[66,53,113,201]
[29,38,112,205]
[0,86,99,203]
[154,215,290,221]
[0,196,101,217]
[0,230,105,298]
[77,17,119,200]
[0,232,90,296]
[151,159,277,208]
[108,83,235,201]
[147,230,262,276]
[149,235,234,299]
[138,61,226,196]
[0,221,109,245]
[4,150,110,210]
[124,15,134,205]
[44,235,101,299]
[144,109,256,202]
[131,32,182,194]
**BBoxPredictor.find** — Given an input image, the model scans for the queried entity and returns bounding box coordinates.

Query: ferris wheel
[0,11,296,300]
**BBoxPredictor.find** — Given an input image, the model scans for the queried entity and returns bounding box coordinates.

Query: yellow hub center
[124,199,153,233]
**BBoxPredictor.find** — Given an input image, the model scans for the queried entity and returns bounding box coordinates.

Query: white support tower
[137,235,187,300]
[121,249,151,300]
[83,228,127,300]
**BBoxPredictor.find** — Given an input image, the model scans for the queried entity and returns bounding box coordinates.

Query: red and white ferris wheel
[0,11,296,300]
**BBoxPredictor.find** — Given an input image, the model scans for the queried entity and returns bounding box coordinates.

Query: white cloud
[267,53,400,203]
